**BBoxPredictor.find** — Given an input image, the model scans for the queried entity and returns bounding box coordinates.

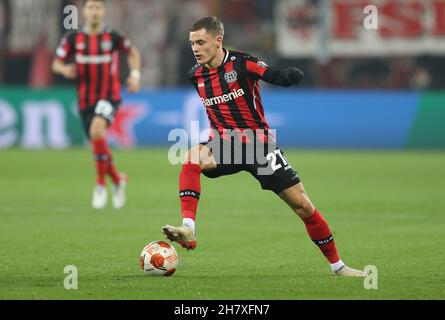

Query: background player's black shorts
[79,100,120,138]
[200,137,301,194]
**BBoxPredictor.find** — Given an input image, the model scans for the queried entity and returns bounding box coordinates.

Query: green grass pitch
[0,148,444,299]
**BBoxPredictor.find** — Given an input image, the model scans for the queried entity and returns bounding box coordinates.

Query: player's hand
[127,70,141,93]
[63,64,77,79]
[284,67,304,85]
[127,76,140,93]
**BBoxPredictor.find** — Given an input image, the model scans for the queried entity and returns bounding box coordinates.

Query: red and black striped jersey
[188,49,272,140]
[55,26,131,110]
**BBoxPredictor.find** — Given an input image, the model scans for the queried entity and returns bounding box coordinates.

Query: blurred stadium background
[0,0,444,149]
[1,0,445,300]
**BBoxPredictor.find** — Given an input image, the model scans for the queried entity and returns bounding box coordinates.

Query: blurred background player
[162,16,366,276]
[52,0,141,209]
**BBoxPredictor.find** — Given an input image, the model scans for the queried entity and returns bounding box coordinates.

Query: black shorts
[200,136,301,194]
[80,100,120,138]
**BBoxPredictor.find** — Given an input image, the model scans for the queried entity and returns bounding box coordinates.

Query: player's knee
[89,119,107,140]
[183,150,197,165]
[183,151,203,171]
[292,193,314,218]
[89,126,106,140]
[183,146,216,171]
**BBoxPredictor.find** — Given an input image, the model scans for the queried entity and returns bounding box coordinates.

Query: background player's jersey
[188,49,271,134]
[55,26,131,110]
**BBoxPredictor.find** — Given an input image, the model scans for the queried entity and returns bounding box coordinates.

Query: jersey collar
[82,24,107,35]
[202,48,230,72]
[223,48,229,63]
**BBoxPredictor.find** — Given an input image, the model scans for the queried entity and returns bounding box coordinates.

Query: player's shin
[92,138,109,186]
[302,209,343,270]
[107,153,121,185]
[179,163,202,235]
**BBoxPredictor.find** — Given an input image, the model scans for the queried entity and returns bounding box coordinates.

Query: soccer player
[52,0,141,209]
[162,17,366,276]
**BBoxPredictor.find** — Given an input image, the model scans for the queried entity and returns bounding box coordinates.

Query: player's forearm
[126,46,142,92]
[51,59,66,75]
[262,67,304,87]
[128,47,141,75]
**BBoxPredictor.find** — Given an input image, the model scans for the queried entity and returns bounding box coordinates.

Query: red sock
[302,209,340,264]
[92,138,109,186]
[107,153,121,185]
[179,163,202,220]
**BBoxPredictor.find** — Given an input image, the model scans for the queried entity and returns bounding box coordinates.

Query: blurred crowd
[0,0,444,89]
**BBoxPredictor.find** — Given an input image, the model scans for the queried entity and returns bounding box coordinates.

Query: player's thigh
[89,116,108,140]
[279,182,315,217]
[184,144,217,171]
[89,100,118,139]
[249,145,300,194]
[80,109,95,138]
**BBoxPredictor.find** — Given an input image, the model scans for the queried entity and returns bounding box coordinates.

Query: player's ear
[216,35,223,49]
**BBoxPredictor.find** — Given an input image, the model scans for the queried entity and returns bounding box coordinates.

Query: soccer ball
[139,240,179,276]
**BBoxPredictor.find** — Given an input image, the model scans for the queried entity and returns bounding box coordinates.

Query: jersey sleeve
[112,31,132,54]
[55,33,74,62]
[244,55,270,80]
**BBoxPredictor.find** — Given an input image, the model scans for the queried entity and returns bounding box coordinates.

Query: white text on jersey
[201,88,245,107]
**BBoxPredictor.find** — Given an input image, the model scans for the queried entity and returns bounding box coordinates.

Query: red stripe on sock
[92,138,109,186]
[179,163,201,221]
[302,209,340,264]
[107,153,121,185]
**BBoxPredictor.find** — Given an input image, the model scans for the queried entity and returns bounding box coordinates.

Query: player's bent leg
[112,173,128,209]
[278,182,315,219]
[180,144,217,225]
[89,116,108,141]
[279,183,366,277]
[89,115,127,209]
[185,144,218,171]
[162,144,217,250]
[89,116,109,209]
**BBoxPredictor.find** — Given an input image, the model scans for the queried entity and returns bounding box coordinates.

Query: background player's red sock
[302,209,340,264]
[107,153,121,185]
[179,163,201,233]
[92,138,109,186]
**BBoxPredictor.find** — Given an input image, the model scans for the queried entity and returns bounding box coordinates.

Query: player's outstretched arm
[126,46,142,93]
[245,56,303,87]
[262,67,304,87]
[51,58,77,80]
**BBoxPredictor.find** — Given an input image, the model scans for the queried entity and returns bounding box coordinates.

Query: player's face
[83,1,106,27]
[189,29,223,66]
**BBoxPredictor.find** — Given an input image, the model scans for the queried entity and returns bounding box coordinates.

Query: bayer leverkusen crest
[224,70,238,83]
[101,40,112,51]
